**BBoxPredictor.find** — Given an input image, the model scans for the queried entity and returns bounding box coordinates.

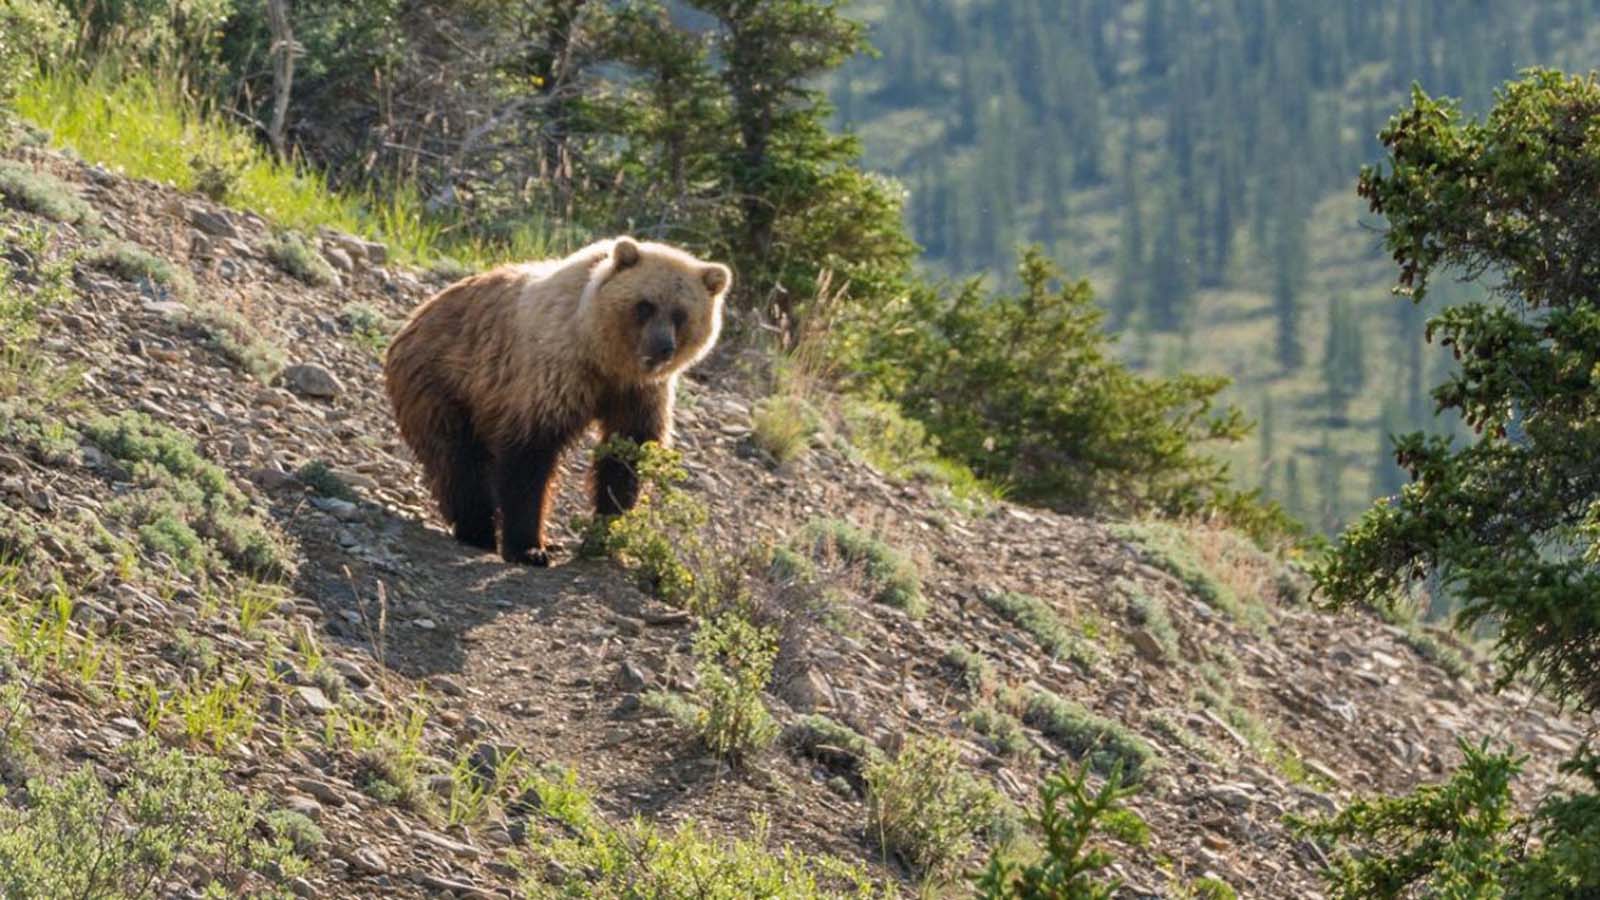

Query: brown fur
[384,237,730,564]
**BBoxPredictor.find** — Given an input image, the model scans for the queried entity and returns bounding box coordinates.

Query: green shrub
[337,302,395,355]
[645,614,779,763]
[837,396,1002,512]
[265,231,338,287]
[264,809,326,856]
[974,759,1146,899]
[1294,738,1600,898]
[1114,521,1273,626]
[825,247,1269,524]
[0,1,67,106]
[0,739,306,897]
[941,645,997,695]
[0,161,99,230]
[796,518,925,617]
[184,301,285,379]
[966,704,1037,763]
[86,411,292,581]
[1021,691,1157,784]
[1125,591,1179,662]
[785,714,884,773]
[865,735,1000,881]
[85,240,194,300]
[980,590,1091,664]
[580,439,708,607]
[296,459,355,501]
[752,393,822,465]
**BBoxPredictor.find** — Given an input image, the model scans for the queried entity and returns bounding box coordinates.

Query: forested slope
[828,0,1600,531]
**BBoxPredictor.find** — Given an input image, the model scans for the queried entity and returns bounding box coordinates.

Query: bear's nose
[645,336,676,365]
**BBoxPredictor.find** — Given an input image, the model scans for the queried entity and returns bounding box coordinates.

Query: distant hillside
[827,0,1600,532]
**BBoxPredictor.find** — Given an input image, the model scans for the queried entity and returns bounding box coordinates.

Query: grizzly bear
[384,237,730,565]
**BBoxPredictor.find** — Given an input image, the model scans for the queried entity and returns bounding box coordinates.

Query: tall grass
[13,69,568,267]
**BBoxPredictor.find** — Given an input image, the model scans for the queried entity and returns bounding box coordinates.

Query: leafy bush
[85,240,195,300]
[864,735,1000,880]
[941,645,997,695]
[965,704,1037,763]
[785,714,884,774]
[1399,626,1470,680]
[1296,738,1600,898]
[975,760,1146,900]
[980,589,1091,665]
[0,161,100,230]
[265,231,338,287]
[796,518,925,617]
[579,439,708,607]
[86,411,292,581]
[823,247,1275,525]
[645,614,779,763]
[184,300,285,379]
[0,739,305,897]
[1021,690,1157,784]
[296,459,355,501]
[837,396,1001,512]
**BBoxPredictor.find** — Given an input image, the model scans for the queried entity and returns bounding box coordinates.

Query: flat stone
[289,777,347,807]
[280,363,343,399]
[413,828,480,859]
[295,685,335,714]
[1128,627,1169,662]
[188,205,240,239]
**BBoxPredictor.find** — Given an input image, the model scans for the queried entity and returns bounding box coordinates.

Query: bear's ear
[612,238,641,270]
[702,264,731,295]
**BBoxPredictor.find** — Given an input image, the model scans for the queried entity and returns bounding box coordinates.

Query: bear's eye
[671,308,688,329]
[634,300,655,323]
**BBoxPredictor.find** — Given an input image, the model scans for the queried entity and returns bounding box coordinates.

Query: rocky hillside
[0,142,1591,899]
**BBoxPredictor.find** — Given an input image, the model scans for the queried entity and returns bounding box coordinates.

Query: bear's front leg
[494,433,567,566]
[595,386,669,516]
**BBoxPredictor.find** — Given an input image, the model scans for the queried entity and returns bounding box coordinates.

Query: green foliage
[837,396,1002,512]
[785,714,884,773]
[86,410,292,581]
[979,589,1090,665]
[827,246,1262,521]
[0,739,305,898]
[516,767,884,898]
[336,302,394,355]
[0,0,67,106]
[1321,70,1600,713]
[264,231,337,287]
[183,300,284,379]
[0,161,101,230]
[1293,739,1600,898]
[940,645,997,696]
[974,760,1145,900]
[1021,690,1157,785]
[85,239,195,300]
[1124,591,1179,663]
[1114,521,1272,627]
[580,439,708,608]
[645,614,780,763]
[295,459,355,501]
[752,393,822,466]
[965,704,1036,763]
[263,809,325,857]
[796,518,924,617]
[864,735,999,881]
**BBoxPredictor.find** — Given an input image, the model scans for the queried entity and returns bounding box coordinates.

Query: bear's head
[584,237,731,382]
